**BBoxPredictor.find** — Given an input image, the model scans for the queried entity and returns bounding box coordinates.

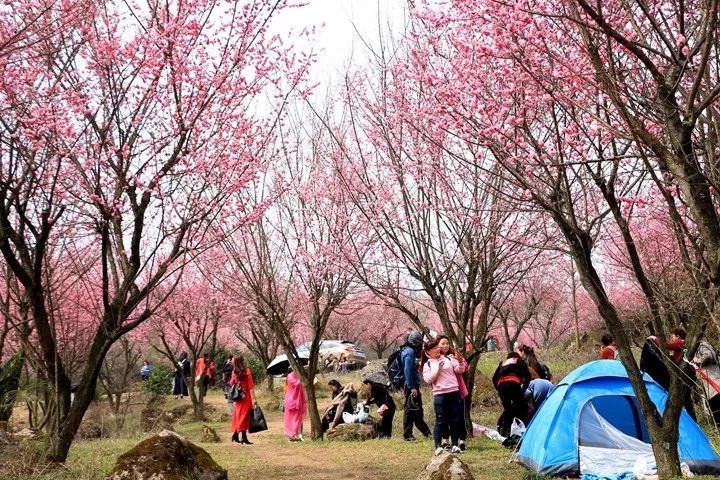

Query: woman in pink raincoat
[283,368,307,441]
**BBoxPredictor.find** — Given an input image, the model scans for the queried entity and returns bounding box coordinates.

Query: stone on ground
[359,360,389,385]
[417,451,475,480]
[201,424,220,443]
[325,420,379,441]
[105,430,227,480]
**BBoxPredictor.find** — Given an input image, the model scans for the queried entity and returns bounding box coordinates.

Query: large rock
[417,451,475,480]
[106,430,227,480]
[359,360,389,385]
[325,420,379,441]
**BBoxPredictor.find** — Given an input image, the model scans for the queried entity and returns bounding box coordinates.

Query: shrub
[144,364,175,396]
[245,354,266,385]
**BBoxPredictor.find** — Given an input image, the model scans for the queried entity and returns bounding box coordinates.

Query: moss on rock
[106,430,227,480]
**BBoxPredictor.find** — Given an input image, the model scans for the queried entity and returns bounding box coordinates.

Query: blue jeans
[433,390,462,448]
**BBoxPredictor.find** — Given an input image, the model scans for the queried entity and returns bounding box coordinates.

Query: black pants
[403,388,430,439]
[199,375,210,397]
[442,396,468,441]
[380,406,396,438]
[497,382,527,438]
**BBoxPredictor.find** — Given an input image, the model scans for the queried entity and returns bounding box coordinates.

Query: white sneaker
[451,445,462,454]
[434,447,445,456]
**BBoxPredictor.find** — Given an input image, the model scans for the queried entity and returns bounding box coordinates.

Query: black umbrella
[266,353,310,376]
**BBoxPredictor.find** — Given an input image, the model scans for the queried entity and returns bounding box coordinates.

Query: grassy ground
[3,351,720,480]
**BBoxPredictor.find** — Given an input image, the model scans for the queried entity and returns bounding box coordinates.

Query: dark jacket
[400,345,421,389]
[640,339,670,391]
[492,357,531,389]
[366,382,396,410]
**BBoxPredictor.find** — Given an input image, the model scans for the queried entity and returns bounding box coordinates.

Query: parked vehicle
[268,340,368,375]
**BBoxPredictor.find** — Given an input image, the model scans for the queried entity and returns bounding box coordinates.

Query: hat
[407,331,423,348]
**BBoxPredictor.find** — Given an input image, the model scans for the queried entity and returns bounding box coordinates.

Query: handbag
[249,404,268,433]
[377,404,389,417]
[229,384,245,402]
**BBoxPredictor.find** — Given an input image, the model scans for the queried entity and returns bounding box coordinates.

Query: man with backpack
[400,331,431,441]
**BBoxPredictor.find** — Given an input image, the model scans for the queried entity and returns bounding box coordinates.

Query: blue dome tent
[515,360,720,477]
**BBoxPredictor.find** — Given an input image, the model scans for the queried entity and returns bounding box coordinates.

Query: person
[322,379,356,432]
[666,327,697,420]
[518,345,549,380]
[284,367,307,441]
[667,327,687,364]
[524,378,554,420]
[692,340,720,428]
[422,337,466,455]
[492,351,531,438]
[337,354,348,374]
[195,353,216,398]
[401,331,432,441]
[600,334,619,359]
[229,354,256,444]
[640,336,670,390]
[140,360,153,381]
[173,352,191,399]
[223,356,235,414]
[362,379,396,438]
[437,335,469,452]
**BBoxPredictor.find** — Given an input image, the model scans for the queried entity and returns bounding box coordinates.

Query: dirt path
[200,394,433,480]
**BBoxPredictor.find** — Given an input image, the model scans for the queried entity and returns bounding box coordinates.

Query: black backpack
[386,346,407,390]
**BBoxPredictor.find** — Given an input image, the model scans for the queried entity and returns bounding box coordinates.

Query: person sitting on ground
[362,379,396,438]
[492,351,531,438]
[599,334,619,359]
[321,379,357,432]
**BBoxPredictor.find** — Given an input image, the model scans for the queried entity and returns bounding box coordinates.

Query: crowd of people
[135,326,720,451]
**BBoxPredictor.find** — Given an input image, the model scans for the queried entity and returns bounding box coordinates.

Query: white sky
[272,0,408,87]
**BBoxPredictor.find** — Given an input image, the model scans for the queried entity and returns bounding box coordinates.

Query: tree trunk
[302,377,323,439]
[464,356,481,437]
[266,375,274,392]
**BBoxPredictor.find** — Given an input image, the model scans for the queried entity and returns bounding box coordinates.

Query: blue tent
[515,360,720,477]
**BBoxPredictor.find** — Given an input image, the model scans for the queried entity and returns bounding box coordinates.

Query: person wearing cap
[401,330,432,441]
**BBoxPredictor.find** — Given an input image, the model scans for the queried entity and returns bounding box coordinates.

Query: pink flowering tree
[314,43,554,434]
[150,272,228,419]
[215,114,358,438]
[0,0,309,461]
[400,0,720,474]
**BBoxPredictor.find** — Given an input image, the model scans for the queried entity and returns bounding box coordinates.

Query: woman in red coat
[229,355,256,444]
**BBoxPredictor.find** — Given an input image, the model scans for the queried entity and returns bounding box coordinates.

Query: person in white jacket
[693,340,720,428]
